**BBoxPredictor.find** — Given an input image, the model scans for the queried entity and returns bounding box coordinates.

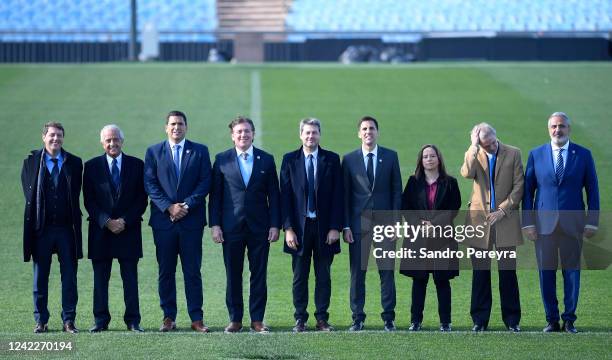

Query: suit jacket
[208,147,280,234]
[400,175,461,279]
[83,153,148,260]
[280,146,343,256]
[460,141,524,249]
[522,142,599,237]
[342,146,402,234]
[144,139,212,230]
[21,148,83,262]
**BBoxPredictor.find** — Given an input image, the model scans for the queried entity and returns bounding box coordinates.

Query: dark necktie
[366,153,374,189]
[555,148,565,184]
[307,154,316,213]
[50,158,59,187]
[173,145,181,179]
[488,154,496,210]
[111,158,120,193]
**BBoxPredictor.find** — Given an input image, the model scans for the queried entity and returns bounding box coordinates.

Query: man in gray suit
[342,116,402,331]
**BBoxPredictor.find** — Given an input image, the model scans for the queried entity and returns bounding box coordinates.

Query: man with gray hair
[522,112,599,333]
[461,122,524,332]
[83,124,148,332]
[280,118,343,332]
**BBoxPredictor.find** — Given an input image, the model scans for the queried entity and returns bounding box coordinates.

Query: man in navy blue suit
[523,112,599,334]
[83,124,147,333]
[280,118,343,332]
[144,110,212,333]
[209,116,280,334]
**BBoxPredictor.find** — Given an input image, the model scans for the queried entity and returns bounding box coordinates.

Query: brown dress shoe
[250,321,270,333]
[63,321,79,334]
[292,320,306,333]
[159,317,176,332]
[315,320,333,332]
[224,321,243,333]
[191,320,210,333]
[34,323,48,333]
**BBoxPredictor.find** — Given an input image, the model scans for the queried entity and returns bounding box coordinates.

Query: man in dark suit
[523,112,599,334]
[280,118,343,332]
[144,110,212,333]
[209,116,280,334]
[83,125,147,333]
[22,122,82,334]
[342,116,402,331]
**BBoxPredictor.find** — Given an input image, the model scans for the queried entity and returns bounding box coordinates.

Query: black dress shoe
[348,320,364,332]
[508,324,521,332]
[292,320,306,333]
[543,322,561,332]
[440,323,451,332]
[315,320,333,332]
[408,322,422,331]
[127,324,144,332]
[384,320,396,332]
[89,324,108,333]
[472,324,487,332]
[34,323,48,333]
[563,321,578,334]
[63,321,79,334]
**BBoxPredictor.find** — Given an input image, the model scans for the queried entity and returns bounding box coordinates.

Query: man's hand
[486,210,504,226]
[326,229,340,245]
[106,219,125,234]
[285,228,299,250]
[523,227,537,241]
[168,203,188,221]
[470,125,481,147]
[343,228,354,244]
[211,225,224,244]
[583,227,597,239]
[268,227,280,243]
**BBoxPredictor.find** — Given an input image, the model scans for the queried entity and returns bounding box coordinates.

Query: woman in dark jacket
[400,144,461,332]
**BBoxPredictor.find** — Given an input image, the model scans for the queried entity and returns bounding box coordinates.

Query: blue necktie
[111,158,120,193]
[240,152,251,186]
[50,158,59,187]
[307,154,316,213]
[173,145,181,180]
[555,148,565,184]
[488,154,496,210]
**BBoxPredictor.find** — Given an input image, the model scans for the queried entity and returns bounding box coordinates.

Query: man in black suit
[83,124,148,333]
[22,122,82,334]
[209,116,280,334]
[144,110,212,333]
[342,116,402,331]
[280,118,343,332]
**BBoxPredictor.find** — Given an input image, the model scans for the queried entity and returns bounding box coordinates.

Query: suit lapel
[178,140,193,186]
[433,177,447,210]
[295,148,306,195]
[494,143,505,181]
[477,148,490,184]
[544,143,557,184]
[316,147,325,190]
[373,148,384,190]
[164,141,178,189]
[562,143,576,184]
[247,148,262,189]
[99,155,117,205]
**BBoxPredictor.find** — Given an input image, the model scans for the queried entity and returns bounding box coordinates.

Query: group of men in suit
[21,111,598,334]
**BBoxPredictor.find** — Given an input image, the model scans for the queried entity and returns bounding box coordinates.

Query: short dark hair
[358,116,378,130]
[166,110,187,125]
[43,121,65,136]
[228,115,255,132]
[414,144,448,180]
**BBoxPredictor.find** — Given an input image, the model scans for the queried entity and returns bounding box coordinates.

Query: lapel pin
[572,150,575,154]
[186,149,191,154]
[261,170,265,173]
[379,159,382,163]
[257,155,260,159]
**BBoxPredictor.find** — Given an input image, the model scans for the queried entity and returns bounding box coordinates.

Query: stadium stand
[0,0,217,41]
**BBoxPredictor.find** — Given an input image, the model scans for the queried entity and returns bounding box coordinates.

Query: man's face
[479,133,498,154]
[358,120,379,147]
[300,124,321,149]
[101,129,123,158]
[548,116,571,146]
[42,127,64,155]
[231,122,254,150]
[166,115,187,143]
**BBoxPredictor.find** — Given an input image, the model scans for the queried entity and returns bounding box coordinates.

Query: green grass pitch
[0,62,610,359]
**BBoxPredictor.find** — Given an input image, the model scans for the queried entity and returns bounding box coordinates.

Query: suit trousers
[32,226,78,324]
[535,225,582,323]
[153,226,203,322]
[222,226,270,322]
[348,232,396,322]
[470,227,521,328]
[292,218,334,322]
[411,273,451,324]
[92,258,140,327]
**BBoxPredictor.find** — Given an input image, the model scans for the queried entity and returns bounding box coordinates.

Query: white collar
[303,147,319,159]
[235,145,254,158]
[106,153,123,166]
[169,138,186,149]
[551,140,570,152]
[362,144,378,158]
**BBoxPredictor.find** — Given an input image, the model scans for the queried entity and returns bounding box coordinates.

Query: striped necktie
[555,148,565,184]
